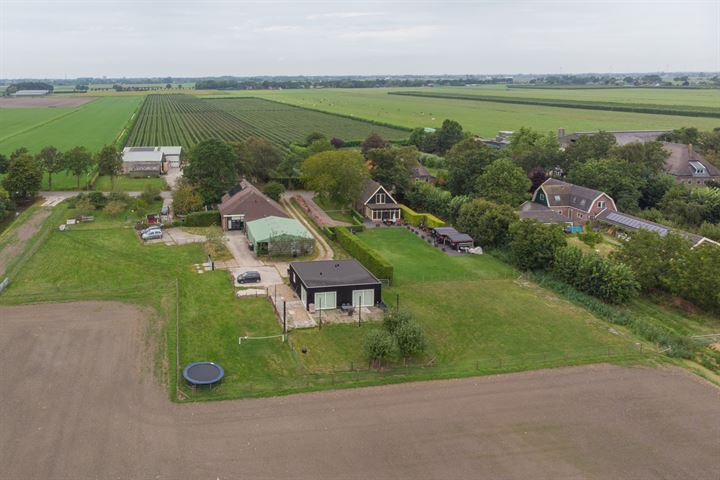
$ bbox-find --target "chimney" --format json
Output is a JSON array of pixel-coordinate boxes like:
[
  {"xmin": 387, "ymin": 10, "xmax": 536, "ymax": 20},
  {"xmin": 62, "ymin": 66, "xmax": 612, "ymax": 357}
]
[
  {"xmin": 558, "ymin": 128, "xmax": 565, "ymax": 138},
  {"xmin": 688, "ymin": 143, "xmax": 694, "ymax": 156}
]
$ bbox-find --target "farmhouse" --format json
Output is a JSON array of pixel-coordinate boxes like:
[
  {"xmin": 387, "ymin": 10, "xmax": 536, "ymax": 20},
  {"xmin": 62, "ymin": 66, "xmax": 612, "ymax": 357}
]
[
  {"xmin": 288, "ymin": 259, "xmax": 381, "ymax": 311},
  {"xmin": 518, "ymin": 201, "xmax": 572, "ymax": 224},
  {"xmin": 662, "ymin": 142, "xmax": 720, "ymax": 187},
  {"xmin": 528, "ymin": 178, "xmax": 616, "ymax": 225},
  {"xmin": 218, "ymin": 181, "xmax": 288, "ymax": 231},
  {"xmin": 246, "ymin": 216, "xmax": 314, "ymax": 256},
  {"xmin": 121, "ymin": 147, "xmax": 168, "ymax": 176},
  {"xmin": 411, "ymin": 165, "xmax": 436, "ymax": 184},
  {"xmin": 354, "ymin": 180, "xmax": 401, "ymax": 222}
]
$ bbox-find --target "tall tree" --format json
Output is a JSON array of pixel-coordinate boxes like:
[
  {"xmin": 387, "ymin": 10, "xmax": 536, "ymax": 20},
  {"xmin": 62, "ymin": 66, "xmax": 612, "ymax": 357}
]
[
  {"xmin": 184, "ymin": 139, "xmax": 238, "ymax": 204},
  {"xmin": 528, "ymin": 166, "xmax": 548, "ymax": 192},
  {"xmin": 475, "ymin": 157, "xmax": 531, "ymax": 206},
  {"xmin": 445, "ymin": 138, "xmax": 496, "ymax": 196},
  {"xmin": 508, "ymin": 127, "xmax": 564, "ymax": 172},
  {"xmin": 563, "ymin": 131, "xmax": 617, "ymax": 168},
  {"xmin": 171, "ymin": 178, "xmax": 204, "ymax": 214},
  {"xmin": 10, "ymin": 147, "xmax": 29, "ymax": 162},
  {"xmin": 566, "ymin": 158, "xmax": 645, "ymax": 212},
  {"xmin": 456, "ymin": 198, "xmax": 518, "ymax": 248},
  {"xmin": 610, "ymin": 141, "xmax": 669, "ymax": 175},
  {"xmin": 436, "ymin": 119, "xmax": 464, "ymax": 153},
  {"xmin": 508, "ymin": 220, "xmax": 566, "ymax": 271},
  {"xmin": 36, "ymin": 146, "xmax": 64, "ymax": 191},
  {"xmin": 0, "ymin": 153, "xmax": 9, "ymax": 174},
  {"xmin": 63, "ymin": 146, "xmax": 94, "ymax": 190},
  {"xmin": 366, "ymin": 148, "xmax": 411, "ymax": 198},
  {"xmin": 301, "ymin": 150, "xmax": 370, "ymax": 206},
  {"xmin": 2, "ymin": 154, "xmax": 43, "ymax": 201},
  {"xmin": 96, "ymin": 145, "xmax": 123, "ymax": 189},
  {"xmin": 235, "ymin": 137, "xmax": 283, "ymax": 182},
  {"xmin": 361, "ymin": 132, "xmax": 388, "ymax": 154}
]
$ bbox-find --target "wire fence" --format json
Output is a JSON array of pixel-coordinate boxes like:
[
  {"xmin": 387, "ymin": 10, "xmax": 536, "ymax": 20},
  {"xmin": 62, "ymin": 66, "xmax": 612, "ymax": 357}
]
[{"xmin": 177, "ymin": 342, "xmax": 657, "ymax": 401}]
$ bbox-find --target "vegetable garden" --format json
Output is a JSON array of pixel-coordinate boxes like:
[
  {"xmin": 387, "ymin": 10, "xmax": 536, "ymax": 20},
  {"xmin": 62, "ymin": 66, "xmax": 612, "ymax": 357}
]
[{"xmin": 125, "ymin": 94, "xmax": 408, "ymax": 152}]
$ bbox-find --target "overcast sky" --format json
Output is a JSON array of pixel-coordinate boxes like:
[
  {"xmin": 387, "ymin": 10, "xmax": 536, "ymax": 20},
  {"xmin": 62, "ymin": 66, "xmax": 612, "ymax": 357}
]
[{"xmin": 1, "ymin": 0, "xmax": 718, "ymax": 78}]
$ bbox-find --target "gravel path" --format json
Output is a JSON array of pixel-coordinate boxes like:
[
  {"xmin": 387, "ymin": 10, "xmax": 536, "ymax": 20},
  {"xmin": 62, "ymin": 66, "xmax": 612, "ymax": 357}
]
[{"xmin": 1, "ymin": 301, "xmax": 719, "ymax": 479}]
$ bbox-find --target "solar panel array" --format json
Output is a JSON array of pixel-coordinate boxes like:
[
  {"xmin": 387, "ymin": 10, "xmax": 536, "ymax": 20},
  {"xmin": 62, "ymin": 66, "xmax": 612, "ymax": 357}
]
[{"xmin": 606, "ymin": 212, "xmax": 668, "ymax": 236}]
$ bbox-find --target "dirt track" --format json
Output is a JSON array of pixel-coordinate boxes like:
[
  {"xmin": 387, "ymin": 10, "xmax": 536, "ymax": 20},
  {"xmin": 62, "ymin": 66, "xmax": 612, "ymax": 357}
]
[
  {"xmin": 0, "ymin": 207, "xmax": 51, "ymax": 276},
  {"xmin": 1, "ymin": 302, "xmax": 718, "ymax": 479}
]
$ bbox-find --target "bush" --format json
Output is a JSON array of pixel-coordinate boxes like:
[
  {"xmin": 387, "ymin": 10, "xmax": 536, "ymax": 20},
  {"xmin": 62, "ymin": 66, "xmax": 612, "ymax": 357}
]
[
  {"xmin": 364, "ymin": 329, "xmax": 395, "ymax": 366},
  {"xmin": 107, "ymin": 191, "xmax": 131, "ymax": 204},
  {"xmin": 335, "ymin": 227, "xmax": 393, "ymax": 282},
  {"xmin": 263, "ymin": 181, "xmax": 285, "ymax": 201},
  {"xmin": 394, "ymin": 320, "xmax": 425, "ymax": 359},
  {"xmin": 508, "ymin": 220, "xmax": 566, "ymax": 271},
  {"xmin": 88, "ymin": 191, "xmax": 107, "ymax": 209},
  {"xmin": 577, "ymin": 222, "xmax": 603, "ymax": 247},
  {"xmin": 75, "ymin": 196, "xmax": 95, "ymax": 215},
  {"xmin": 104, "ymin": 200, "xmax": 127, "ymax": 217},
  {"xmin": 399, "ymin": 204, "xmax": 445, "ymax": 228},
  {"xmin": 382, "ymin": 308, "xmax": 412, "ymax": 335},
  {"xmin": 184, "ymin": 210, "xmax": 220, "ymax": 227},
  {"xmin": 140, "ymin": 184, "xmax": 161, "ymax": 204}
]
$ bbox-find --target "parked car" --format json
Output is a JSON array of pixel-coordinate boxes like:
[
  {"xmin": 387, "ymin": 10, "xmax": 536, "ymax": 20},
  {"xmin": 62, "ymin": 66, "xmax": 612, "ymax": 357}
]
[
  {"xmin": 141, "ymin": 229, "xmax": 163, "ymax": 241},
  {"xmin": 237, "ymin": 271, "xmax": 261, "ymax": 284},
  {"xmin": 160, "ymin": 205, "xmax": 170, "ymax": 216},
  {"xmin": 140, "ymin": 225, "xmax": 162, "ymax": 235}
]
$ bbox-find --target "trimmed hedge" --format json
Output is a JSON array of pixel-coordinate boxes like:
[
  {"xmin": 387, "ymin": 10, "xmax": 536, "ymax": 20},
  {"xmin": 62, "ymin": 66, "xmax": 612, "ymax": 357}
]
[
  {"xmin": 399, "ymin": 204, "xmax": 445, "ymax": 228},
  {"xmin": 335, "ymin": 227, "xmax": 393, "ymax": 282},
  {"xmin": 350, "ymin": 208, "xmax": 365, "ymax": 225},
  {"xmin": 184, "ymin": 210, "xmax": 220, "ymax": 227}
]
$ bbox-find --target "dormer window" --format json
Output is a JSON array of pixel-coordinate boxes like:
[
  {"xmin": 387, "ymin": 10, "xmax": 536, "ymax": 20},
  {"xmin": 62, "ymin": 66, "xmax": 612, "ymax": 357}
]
[
  {"xmin": 554, "ymin": 195, "xmax": 561, "ymax": 202},
  {"xmin": 689, "ymin": 161, "xmax": 706, "ymax": 176},
  {"xmin": 376, "ymin": 193, "xmax": 386, "ymax": 204},
  {"xmin": 597, "ymin": 201, "xmax": 606, "ymax": 209}
]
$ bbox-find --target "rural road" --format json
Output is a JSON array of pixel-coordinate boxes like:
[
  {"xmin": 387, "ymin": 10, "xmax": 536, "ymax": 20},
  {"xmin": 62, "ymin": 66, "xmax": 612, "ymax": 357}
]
[{"xmin": 1, "ymin": 301, "xmax": 719, "ymax": 479}]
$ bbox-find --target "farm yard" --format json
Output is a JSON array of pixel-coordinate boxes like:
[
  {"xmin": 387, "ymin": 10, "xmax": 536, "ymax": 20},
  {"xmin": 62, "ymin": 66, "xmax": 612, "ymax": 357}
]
[{"xmin": 125, "ymin": 94, "xmax": 409, "ymax": 152}]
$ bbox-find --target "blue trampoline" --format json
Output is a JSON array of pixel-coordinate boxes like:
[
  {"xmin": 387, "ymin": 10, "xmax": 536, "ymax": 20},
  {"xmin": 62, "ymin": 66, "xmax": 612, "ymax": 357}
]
[{"xmin": 183, "ymin": 362, "xmax": 224, "ymax": 386}]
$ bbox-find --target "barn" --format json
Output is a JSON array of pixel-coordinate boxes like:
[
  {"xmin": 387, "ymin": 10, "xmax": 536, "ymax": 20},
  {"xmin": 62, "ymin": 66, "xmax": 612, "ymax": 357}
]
[
  {"xmin": 160, "ymin": 146, "xmax": 182, "ymax": 168},
  {"xmin": 121, "ymin": 147, "xmax": 167, "ymax": 176},
  {"xmin": 288, "ymin": 259, "xmax": 382, "ymax": 311},
  {"xmin": 246, "ymin": 216, "xmax": 314, "ymax": 256}
]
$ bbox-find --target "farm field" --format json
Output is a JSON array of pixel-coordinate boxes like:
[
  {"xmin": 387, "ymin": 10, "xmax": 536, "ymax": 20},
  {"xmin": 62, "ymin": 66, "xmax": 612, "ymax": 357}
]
[
  {"xmin": 124, "ymin": 94, "xmax": 408, "ymax": 152},
  {"xmin": 231, "ymin": 88, "xmax": 720, "ymax": 136},
  {"xmin": 0, "ymin": 169, "xmax": 95, "ymax": 191},
  {"xmin": 93, "ymin": 175, "xmax": 167, "ymax": 192},
  {"xmin": 0, "ymin": 96, "xmax": 142, "ymax": 155}
]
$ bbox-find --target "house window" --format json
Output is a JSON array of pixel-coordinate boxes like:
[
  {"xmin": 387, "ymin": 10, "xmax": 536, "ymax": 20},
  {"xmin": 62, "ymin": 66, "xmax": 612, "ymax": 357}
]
[
  {"xmin": 554, "ymin": 195, "xmax": 561, "ymax": 202},
  {"xmin": 292, "ymin": 272, "xmax": 295, "ymax": 283},
  {"xmin": 688, "ymin": 180, "xmax": 692, "ymax": 184},
  {"xmin": 597, "ymin": 201, "xmax": 606, "ymax": 209},
  {"xmin": 376, "ymin": 193, "xmax": 386, "ymax": 204},
  {"xmin": 539, "ymin": 193, "xmax": 545, "ymax": 201},
  {"xmin": 577, "ymin": 213, "xmax": 584, "ymax": 219}
]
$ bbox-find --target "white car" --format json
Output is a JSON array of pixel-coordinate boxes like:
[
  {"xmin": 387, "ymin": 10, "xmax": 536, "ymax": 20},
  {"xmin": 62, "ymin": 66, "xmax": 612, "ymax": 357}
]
[{"xmin": 141, "ymin": 229, "xmax": 163, "ymax": 241}]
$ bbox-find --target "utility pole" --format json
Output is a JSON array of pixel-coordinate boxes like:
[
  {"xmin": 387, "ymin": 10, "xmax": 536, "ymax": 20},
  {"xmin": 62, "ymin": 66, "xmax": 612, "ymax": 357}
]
[{"xmin": 283, "ymin": 300, "xmax": 287, "ymax": 334}]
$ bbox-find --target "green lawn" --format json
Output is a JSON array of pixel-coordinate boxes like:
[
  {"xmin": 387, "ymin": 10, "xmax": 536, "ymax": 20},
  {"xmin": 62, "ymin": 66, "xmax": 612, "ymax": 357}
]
[
  {"xmin": 0, "ymin": 96, "xmax": 142, "ymax": 155},
  {"xmin": 293, "ymin": 228, "xmax": 636, "ymax": 373},
  {"xmin": 233, "ymin": 88, "xmax": 720, "ymax": 137},
  {"xmin": 94, "ymin": 175, "xmax": 167, "ymax": 192},
  {"xmin": 313, "ymin": 195, "xmax": 355, "ymax": 223}
]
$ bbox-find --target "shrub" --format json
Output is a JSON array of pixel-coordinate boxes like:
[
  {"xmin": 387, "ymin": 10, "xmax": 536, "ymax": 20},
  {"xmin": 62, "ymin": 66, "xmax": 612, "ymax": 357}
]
[
  {"xmin": 335, "ymin": 227, "xmax": 393, "ymax": 282},
  {"xmin": 185, "ymin": 210, "xmax": 220, "ymax": 227},
  {"xmin": 394, "ymin": 320, "xmax": 425, "ymax": 359},
  {"xmin": 399, "ymin": 204, "xmax": 445, "ymax": 228},
  {"xmin": 364, "ymin": 329, "xmax": 395, "ymax": 366},
  {"xmin": 140, "ymin": 184, "xmax": 162, "ymax": 204},
  {"xmin": 577, "ymin": 222, "xmax": 603, "ymax": 247},
  {"xmin": 75, "ymin": 196, "xmax": 95, "ymax": 215},
  {"xmin": 104, "ymin": 200, "xmax": 127, "ymax": 217},
  {"xmin": 263, "ymin": 181, "xmax": 285, "ymax": 201},
  {"xmin": 88, "ymin": 191, "xmax": 107, "ymax": 209},
  {"xmin": 508, "ymin": 220, "xmax": 566, "ymax": 271},
  {"xmin": 107, "ymin": 191, "xmax": 131, "ymax": 204},
  {"xmin": 382, "ymin": 308, "xmax": 412, "ymax": 335}
]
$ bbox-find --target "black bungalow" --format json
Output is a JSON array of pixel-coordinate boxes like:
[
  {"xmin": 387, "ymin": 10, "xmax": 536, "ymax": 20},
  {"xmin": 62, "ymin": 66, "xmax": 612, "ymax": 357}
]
[{"xmin": 288, "ymin": 259, "xmax": 382, "ymax": 311}]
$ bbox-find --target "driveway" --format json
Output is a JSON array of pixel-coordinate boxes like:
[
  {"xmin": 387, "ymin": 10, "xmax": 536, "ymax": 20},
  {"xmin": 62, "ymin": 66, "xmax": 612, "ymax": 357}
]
[
  {"xmin": 224, "ymin": 230, "xmax": 263, "ymax": 267},
  {"xmin": 287, "ymin": 190, "xmax": 351, "ymax": 227},
  {"xmin": 164, "ymin": 166, "xmax": 183, "ymax": 190},
  {"xmin": 230, "ymin": 266, "xmax": 283, "ymax": 288}
]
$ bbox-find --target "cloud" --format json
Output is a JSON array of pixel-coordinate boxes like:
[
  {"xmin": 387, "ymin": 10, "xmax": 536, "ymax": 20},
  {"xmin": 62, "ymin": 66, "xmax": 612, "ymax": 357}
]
[
  {"xmin": 305, "ymin": 11, "xmax": 384, "ymax": 20},
  {"xmin": 252, "ymin": 25, "xmax": 304, "ymax": 34},
  {"xmin": 339, "ymin": 25, "xmax": 439, "ymax": 41}
]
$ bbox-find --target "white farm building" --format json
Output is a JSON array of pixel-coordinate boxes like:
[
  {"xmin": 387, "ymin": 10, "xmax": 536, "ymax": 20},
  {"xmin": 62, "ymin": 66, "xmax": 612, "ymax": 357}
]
[{"xmin": 121, "ymin": 146, "xmax": 182, "ymax": 176}]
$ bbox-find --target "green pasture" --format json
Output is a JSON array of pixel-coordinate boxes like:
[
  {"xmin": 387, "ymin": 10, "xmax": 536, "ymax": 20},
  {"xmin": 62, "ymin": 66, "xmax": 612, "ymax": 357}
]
[
  {"xmin": 0, "ymin": 96, "xmax": 142, "ymax": 155},
  {"xmin": 93, "ymin": 175, "xmax": 167, "ymax": 192},
  {"xmin": 232, "ymin": 88, "xmax": 720, "ymax": 136}
]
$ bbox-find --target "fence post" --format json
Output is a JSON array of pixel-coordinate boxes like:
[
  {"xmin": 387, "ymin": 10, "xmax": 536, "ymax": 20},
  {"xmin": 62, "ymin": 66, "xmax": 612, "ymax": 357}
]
[{"xmin": 175, "ymin": 278, "xmax": 180, "ymax": 401}]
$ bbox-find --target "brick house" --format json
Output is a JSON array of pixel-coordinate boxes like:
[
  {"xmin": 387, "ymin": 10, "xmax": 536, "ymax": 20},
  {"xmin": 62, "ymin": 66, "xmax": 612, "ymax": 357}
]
[{"xmin": 528, "ymin": 178, "xmax": 617, "ymax": 225}]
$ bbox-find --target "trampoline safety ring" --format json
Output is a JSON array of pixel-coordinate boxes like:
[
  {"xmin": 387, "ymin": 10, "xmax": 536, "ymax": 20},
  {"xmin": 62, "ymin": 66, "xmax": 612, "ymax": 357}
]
[{"xmin": 183, "ymin": 362, "xmax": 225, "ymax": 387}]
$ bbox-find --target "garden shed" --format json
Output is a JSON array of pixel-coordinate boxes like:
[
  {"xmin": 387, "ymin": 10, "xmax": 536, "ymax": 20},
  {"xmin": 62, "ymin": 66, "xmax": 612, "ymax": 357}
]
[{"xmin": 246, "ymin": 216, "xmax": 314, "ymax": 256}]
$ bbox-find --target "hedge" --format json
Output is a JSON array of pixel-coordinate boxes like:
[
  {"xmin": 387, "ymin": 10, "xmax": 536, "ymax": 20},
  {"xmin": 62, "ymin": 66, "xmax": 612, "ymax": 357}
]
[
  {"xmin": 399, "ymin": 204, "xmax": 445, "ymax": 228},
  {"xmin": 184, "ymin": 210, "xmax": 220, "ymax": 227},
  {"xmin": 350, "ymin": 208, "xmax": 365, "ymax": 225},
  {"xmin": 335, "ymin": 227, "xmax": 393, "ymax": 282}
]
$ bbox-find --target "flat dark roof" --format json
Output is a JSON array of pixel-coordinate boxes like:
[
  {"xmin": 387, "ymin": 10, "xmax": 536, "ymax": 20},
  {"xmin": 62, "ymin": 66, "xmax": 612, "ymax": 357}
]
[{"xmin": 290, "ymin": 259, "xmax": 381, "ymax": 288}]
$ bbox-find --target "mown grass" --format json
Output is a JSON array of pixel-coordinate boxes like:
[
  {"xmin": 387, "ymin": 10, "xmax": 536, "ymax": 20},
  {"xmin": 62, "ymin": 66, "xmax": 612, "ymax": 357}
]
[
  {"xmin": 313, "ymin": 196, "xmax": 354, "ymax": 223},
  {"xmin": 94, "ymin": 175, "xmax": 167, "ymax": 192},
  {"xmin": 238, "ymin": 88, "xmax": 720, "ymax": 136},
  {"xmin": 0, "ymin": 96, "xmax": 143, "ymax": 155}
]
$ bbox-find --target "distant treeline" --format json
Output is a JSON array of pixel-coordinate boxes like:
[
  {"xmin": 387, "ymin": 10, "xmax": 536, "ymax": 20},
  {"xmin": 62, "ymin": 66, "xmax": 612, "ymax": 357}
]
[
  {"xmin": 388, "ymin": 91, "xmax": 720, "ymax": 118},
  {"xmin": 522, "ymin": 74, "xmax": 720, "ymax": 88},
  {"xmin": 3, "ymin": 82, "xmax": 54, "ymax": 94},
  {"xmin": 194, "ymin": 77, "xmax": 513, "ymax": 90}
]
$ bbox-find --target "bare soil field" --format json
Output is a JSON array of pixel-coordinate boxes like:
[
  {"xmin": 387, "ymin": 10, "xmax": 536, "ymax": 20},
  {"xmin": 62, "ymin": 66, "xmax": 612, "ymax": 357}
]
[
  {"xmin": 0, "ymin": 207, "xmax": 50, "ymax": 276},
  {"xmin": 0, "ymin": 96, "xmax": 96, "ymax": 108},
  {"xmin": 1, "ymin": 301, "xmax": 718, "ymax": 479}
]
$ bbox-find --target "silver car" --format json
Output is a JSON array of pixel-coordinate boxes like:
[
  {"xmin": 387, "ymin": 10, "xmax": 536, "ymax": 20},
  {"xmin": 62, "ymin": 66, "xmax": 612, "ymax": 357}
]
[{"xmin": 141, "ymin": 229, "xmax": 163, "ymax": 241}]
